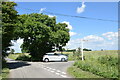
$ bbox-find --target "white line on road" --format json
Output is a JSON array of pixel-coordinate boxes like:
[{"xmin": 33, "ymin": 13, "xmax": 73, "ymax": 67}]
[
  {"xmin": 39, "ymin": 64, "xmax": 68, "ymax": 78},
  {"xmin": 55, "ymin": 72, "xmax": 60, "ymax": 75},
  {"xmin": 50, "ymin": 70, "xmax": 55, "ymax": 73},
  {"xmin": 60, "ymin": 75, "xmax": 67, "ymax": 78},
  {"xmin": 61, "ymin": 72, "xmax": 67, "ymax": 75},
  {"xmin": 51, "ymin": 68, "xmax": 56, "ymax": 71},
  {"xmin": 57, "ymin": 70, "xmax": 61, "ymax": 72}
]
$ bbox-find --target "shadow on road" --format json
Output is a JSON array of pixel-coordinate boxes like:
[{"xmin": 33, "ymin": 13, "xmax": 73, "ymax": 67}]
[{"xmin": 7, "ymin": 61, "xmax": 31, "ymax": 69}]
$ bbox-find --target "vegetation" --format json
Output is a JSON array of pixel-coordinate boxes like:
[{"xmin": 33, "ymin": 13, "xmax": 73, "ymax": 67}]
[
  {"xmin": 83, "ymin": 48, "xmax": 92, "ymax": 51},
  {"xmin": 64, "ymin": 47, "xmax": 83, "ymax": 60},
  {"xmin": 66, "ymin": 49, "xmax": 76, "ymax": 52},
  {"xmin": 16, "ymin": 54, "xmax": 31, "ymax": 61},
  {"xmin": 15, "ymin": 13, "xmax": 70, "ymax": 61},
  {"xmin": 1, "ymin": 59, "xmax": 9, "ymax": 79},
  {"xmin": 9, "ymin": 49, "xmax": 15, "ymax": 54},
  {"xmin": 8, "ymin": 53, "xmax": 31, "ymax": 61},
  {"xmin": 67, "ymin": 50, "xmax": 118, "ymax": 78},
  {"xmin": 2, "ymin": 2, "xmax": 18, "ymax": 57},
  {"xmin": 65, "ymin": 48, "xmax": 92, "ymax": 52},
  {"xmin": 67, "ymin": 66, "xmax": 102, "ymax": 78},
  {"xmin": 1, "ymin": 2, "xmax": 17, "ymax": 79},
  {"xmin": 2, "ymin": 1, "xmax": 118, "ymax": 79},
  {"xmin": 2, "ymin": 2, "xmax": 70, "ymax": 61},
  {"xmin": 20, "ymin": 44, "xmax": 29, "ymax": 53}
]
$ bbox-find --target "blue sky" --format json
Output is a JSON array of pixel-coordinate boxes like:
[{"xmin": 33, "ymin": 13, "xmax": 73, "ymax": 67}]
[{"xmin": 11, "ymin": 2, "xmax": 118, "ymax": 53}]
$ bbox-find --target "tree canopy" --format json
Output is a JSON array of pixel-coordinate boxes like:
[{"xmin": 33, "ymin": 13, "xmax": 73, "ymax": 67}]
[
  {"xmin": 2, "ymin": 2, "xmax": 18, "ymax": 56},
  {"xmin": 17, "ymin": 13, "xmax": 70, "ymax": 61},
  {"xmin": 2, "ymin": 2, "xmax": 70, "ymax": 60}
]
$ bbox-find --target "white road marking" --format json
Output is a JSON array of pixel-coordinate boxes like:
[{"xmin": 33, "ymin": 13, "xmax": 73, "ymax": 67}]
[
  {"xmin": 48, "ymin": 67, "xmax": 52, "ymax": 70},
  {"xmin": 50, "ymin": 70, "xmax": 55, "ymax": 73},
  {"xmin": 40, "ymin": 64, "xmax": 68, "ymax": 78},
  {"xmin": 60, "ymin": 75, "xmax": 67, "ymax": 78},
  {"xmin": 61, "ymin": 72, "xmax": 67, "ymax": 75},
  {"xmin": 57, "ymin": 70, "xmax": 61, "ymax": 72},
  {"xmin": 55, "ymin": 72, "xmax": 60, "ymax": 75},
  {"xmin": 46, "ymin": 67, "xmax": 49, "ymax": 68},
  {"xmin": 47, "ymin": 69, "xmax": 50, "ymax": 71},
  {"xmin": 52, "ymin": 68, "xmax": 56, "ymax": 71},
  {"xmin": 43, "ymin": 68, "xmax": 47, "ymax": 70}
]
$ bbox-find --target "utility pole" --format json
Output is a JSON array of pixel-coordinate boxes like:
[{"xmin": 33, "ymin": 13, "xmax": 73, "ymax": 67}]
[
  {"xmin": 81, "ymin": 39, "xmax": 84, "ymax": 61},
  {"xmin": 81, "ymin": 39, "xmax": 88, "ymax": 61}
]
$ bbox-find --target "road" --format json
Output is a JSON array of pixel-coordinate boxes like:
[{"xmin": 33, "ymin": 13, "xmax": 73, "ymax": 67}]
[{"xmin": 6, "ymin": 58, "xmax": 74, "ymax": 78}]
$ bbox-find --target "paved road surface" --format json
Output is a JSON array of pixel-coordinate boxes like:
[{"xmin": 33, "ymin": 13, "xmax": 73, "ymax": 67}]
[{"xmin": 6, "ymin": 58, "xmax": 74, "ymax": 78}]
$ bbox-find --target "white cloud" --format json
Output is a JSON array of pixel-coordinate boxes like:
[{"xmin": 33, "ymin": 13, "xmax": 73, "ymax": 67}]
[
  {"xmin": 10, "ymin": 38, "xmax": 23, "ymax": 53},
  {"xmin": 69, "ymin": 32, "xmax": 77, "ymax": 36},
  {"xmin": 83, "ymin": 35, "xmax": 104, "ymax": 42},
  {"xmin": 62, "ymin": 21, "xmax": 77, "ymax": 37},
  {"xmin": 48, "ymin": 15, "xmax": 56, "ymax": 18},
  {"xmin": 102, "ymin": 32, "xmax": 118, "ymax": 40},
  {"xmin": 62, "ymin": 21, "xmax": 73, "ymax": 30},
  {"xmin": 17, "ymin": 38, "xmax": 23, "ymax": 44},
  {"xmin": 39, "ymin": 8, "xmax": 46, "ymax": 13},
  {"xmin": 65, "ymin": 32, "xmax": 118, "ymax": 50},
  {"xmin": 77, "ymin": 2, "xmax": 86, "ymax": 14},
  {"xmin": 65, "ymin": 39, "xmax": 80, "ymax": 49}
]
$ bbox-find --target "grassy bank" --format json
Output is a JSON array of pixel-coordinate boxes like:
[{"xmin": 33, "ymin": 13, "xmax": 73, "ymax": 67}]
[
  {"xmin": 8, "ymin": 53, "xmax": 31, "ymax": 61},
  {"xmin": 67, "ymin": 50, "xmax": 118, "ymax": 78},
  {"xmin": 67, "ymin": 66, "xmax": 103, "ymax": 78},
  {"xmin": 1, "ymin": 59, "xmax": 10, "ymax": 80}
]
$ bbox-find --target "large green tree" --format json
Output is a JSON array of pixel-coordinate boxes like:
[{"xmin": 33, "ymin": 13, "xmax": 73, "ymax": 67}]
[
  {"xmin": 20, "ymin": 44, "xmax": 29, "ymax": 53},
  {"xmin": 17, "ymin": 13, "xmax": 70, "ymax": 61},
  {"xmin": 2, "ymin": 2, "xmax": 18, "ymax": 56}
]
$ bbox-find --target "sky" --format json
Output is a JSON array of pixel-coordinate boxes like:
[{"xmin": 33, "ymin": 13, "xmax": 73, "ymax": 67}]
[{"xmin": 10, "ymin": 2, "xmax": 118, "ymax": 53}]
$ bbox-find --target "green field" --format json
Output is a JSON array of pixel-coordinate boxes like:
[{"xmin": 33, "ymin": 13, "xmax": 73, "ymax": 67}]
[{"xmin": 65, "ymin": 50, "xmax": 118, "ymax": 78}]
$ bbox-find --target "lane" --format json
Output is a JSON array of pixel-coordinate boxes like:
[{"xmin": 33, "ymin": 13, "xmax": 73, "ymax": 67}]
[
  {"xmin": 6, "ymin": 58, "xmax": 74, "ymax": 78},
  {"xmin": 40, "ymin": 61, "xmax": 74, "ymax": 78}
]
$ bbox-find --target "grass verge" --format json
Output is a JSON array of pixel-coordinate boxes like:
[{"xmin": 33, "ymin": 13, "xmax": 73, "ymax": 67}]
[
  {"xmin": 2, "ymin": 68, "xmax": 9, "ymax": 80},
  {"xmin": 67, "ymin": 50, "xmax": 118, "ymax": 78},
  {"xmin": 8, "ymin": 53, "xmax": 31, "ymax": 61},
  {"xmin": 1, "ymin": 59, "xmax": 9, "ymax": 80},
  {"xmin": 67, "ymin": 66, "xmax": 103, "ymax": 78}
]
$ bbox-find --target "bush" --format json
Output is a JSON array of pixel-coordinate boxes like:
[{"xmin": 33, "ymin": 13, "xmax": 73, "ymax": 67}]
[
  {"xmin": 74, "ymin": 60, "xmax": 118, "ymax": 78},
  {"xmin": 98, "ymin": 56, "xmax": 118, "ymax": 66},
  {"xmin": 30, "ymin": 57, "xmax": 41, "ymax": 62},
  {"xmin": 2, "ymin": 59, "xmax": 7, "ymax": 69},
  {"xmin": 2, "ymin": 59, "xmax": 9, "ymax": 79},
  {"xmin": 16, "ymin": 54, "xmax": 31, "ymax": 61}
]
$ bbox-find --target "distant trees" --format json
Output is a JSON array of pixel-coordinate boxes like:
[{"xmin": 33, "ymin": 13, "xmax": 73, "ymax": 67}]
[
  {"xmin": 66, "ymin": 48, "xmax": 92, "ymax": 52},
  {"xmin": 83, "ymin": 48, "xmax": 92, "ymax": 51},
  {"xmin": 66, "ymin": 49, "xmax": 76, "ymax": 52}
]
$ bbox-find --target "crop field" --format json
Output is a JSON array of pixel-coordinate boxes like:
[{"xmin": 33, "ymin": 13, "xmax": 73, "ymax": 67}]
[{"xmin": 66, "ymin": 50, "xmax": 118, "ymax": 78}]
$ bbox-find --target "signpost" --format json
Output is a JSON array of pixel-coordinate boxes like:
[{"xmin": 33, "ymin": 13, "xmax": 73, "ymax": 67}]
[
  {"xmin": 81, "ymin": 39, "xmax": 88, "ymax": 61},
  {"xmin": 81, "ymin": 39, "xmax": 84, "ymax": 61}
]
